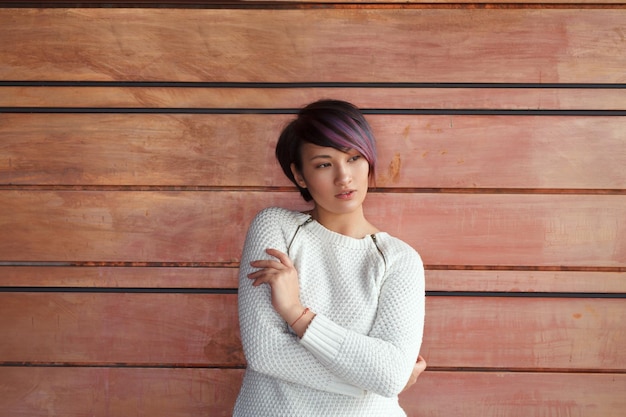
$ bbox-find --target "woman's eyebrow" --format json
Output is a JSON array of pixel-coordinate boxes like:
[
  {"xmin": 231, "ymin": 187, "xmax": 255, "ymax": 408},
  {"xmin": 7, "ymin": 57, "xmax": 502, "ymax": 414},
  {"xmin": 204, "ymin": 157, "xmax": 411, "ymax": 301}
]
[{"xmin": 308, "ymin": 154, "xmax": 332, "ymax": 161}]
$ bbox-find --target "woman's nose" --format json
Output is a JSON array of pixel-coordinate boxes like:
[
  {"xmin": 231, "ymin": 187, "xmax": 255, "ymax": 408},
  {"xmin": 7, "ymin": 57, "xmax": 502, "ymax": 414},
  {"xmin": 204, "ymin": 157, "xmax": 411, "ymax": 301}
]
[{"xmin": 335, "ymin": 164, "xmax": 352, "ymax": 185}]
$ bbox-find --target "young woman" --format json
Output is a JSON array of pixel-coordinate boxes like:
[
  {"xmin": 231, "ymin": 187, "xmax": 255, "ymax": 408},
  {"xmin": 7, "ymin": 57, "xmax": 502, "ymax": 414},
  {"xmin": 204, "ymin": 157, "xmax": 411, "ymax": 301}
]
[{"xmin": 234, "ymin": 100, "xmax": 426, "ymax": 416}]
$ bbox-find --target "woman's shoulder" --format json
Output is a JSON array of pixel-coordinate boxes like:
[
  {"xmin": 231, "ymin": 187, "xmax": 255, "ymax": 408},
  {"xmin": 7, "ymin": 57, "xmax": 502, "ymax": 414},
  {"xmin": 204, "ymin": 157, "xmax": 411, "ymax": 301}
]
[
  {"xmin": 376, "ymin": 233, "xmax": 423, "ymax": 267},
  {"xmin": 246, "ymin": 207, "xmax": 312, "ymax": 249},
  {"xmin": 256, "ymin": 206, "xmax": 307, "ymax": 220},
  {"xmin": 250, "ymin": 206, "xmax": 310, "ymax": 232}
]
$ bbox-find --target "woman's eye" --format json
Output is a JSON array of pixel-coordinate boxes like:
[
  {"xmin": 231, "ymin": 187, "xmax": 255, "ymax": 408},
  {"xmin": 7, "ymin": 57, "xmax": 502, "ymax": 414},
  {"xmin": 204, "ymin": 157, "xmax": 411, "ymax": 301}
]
[
  {"xmin": 348, "ymin": 155, "xmax": 362, "ymax": 162},
  {"xmin": 316, "ymin": 163, "xmax": 331, "ymax": 169}
]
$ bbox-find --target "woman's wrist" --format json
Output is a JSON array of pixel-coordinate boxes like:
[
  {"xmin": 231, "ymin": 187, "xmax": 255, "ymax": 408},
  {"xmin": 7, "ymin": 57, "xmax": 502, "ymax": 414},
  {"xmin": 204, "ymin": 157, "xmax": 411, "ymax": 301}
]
[
  {"xmin": 287, "ymin": 306, "xmax": 315, "ymax": 338},
  {"xmin": 290, "ymin": 307, "xmax": 310, "ymax": 327}
]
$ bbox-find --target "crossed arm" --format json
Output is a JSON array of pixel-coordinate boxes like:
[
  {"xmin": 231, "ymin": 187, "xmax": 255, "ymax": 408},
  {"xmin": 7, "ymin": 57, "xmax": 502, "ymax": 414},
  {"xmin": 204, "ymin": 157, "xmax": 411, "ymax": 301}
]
[{"xmin": 238, "ymin": 213, "xmax": 426, "ymax": 396}]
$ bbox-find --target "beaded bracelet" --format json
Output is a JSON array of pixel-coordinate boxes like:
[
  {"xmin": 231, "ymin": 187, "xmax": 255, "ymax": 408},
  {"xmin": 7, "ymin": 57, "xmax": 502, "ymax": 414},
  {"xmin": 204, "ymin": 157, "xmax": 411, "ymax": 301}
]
[{"xmin": 290, "ymin": 307, "xmax": 310, "ymax": 327}]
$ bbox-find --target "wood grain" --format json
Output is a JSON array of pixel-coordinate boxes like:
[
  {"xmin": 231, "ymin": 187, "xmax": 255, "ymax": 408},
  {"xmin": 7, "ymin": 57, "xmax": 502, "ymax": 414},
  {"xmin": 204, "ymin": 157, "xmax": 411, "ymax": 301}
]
[
  {"xmin": 1, "ymin": 4, "xmax": 624, "ymax": 417},
  {"xmin": 424, "ymin": 269, "xmax": 626, "ymax": 293},
  {"xmin": 421, "ymin": 296, "xmax": 626, "ymax": 370},
  {"xmin": 399, "ymin": 371, "xmax": 626, "ymax": 417},
  {"xmin": 0, "ymin": 293, "xmax": 243, "ymax": 366},
  {"xmin": 1, "ymin": 9, "xmax": 625, "ymax": 83},
  {"xmin": 3, "ymin": 86, "xmax": 626, "ymax": 111},
  {"xmin": 1, "ymin": 293, "xmax": 624, "ymax": 370},
  {"xmin": 2, "ymin": 367, "xmax": 624, "ymax": 417},
  {"xmin": 0, "ymin": 366, "xmax": 243, "ymax": 417},
  {"xmin": 2, "ymin": 114, "xmax": 625, "ymax": 189},
  {"xmin": 0, "ymin": 266, "xmax": 239, "ymax": 289},
  {"xmin": 1, "ymin": 191, "xmax": 624, "ymax": 266},
  {"xmin": 2, "ymin": 267, "xmax": 624, "ymax": 293},
  {"xmin": 2, "ymin": 0, "xmax": 626, "ymax": 6}
]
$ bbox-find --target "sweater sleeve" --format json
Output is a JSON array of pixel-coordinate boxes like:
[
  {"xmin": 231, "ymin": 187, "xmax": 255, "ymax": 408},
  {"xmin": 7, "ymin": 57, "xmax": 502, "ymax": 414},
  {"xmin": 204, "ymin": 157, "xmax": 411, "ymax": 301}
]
[
  {"xmin": 237, "ymin": 208, "xmax": 365, "ymax": 397},
  {"xmin": 300, "ymin": 242, "xmax": 425, "ymax": 398}
]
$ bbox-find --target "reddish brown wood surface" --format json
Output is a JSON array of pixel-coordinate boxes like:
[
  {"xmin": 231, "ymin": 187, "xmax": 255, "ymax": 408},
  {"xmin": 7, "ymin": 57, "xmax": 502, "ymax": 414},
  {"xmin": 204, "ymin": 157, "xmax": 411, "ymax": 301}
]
[
  {"xmin": 399, "ymin": 371, "xmax": 626, "ymax": 417},
  {"xmin": 2, "ymin": 0, "xmax": 625, "ymax": 6},
  {"xmin": 2, "ymin": 114, "xmax": 625, "ymax": 189},
  {"xmin": 421, "ymin": 296, "xmax": 626, "ymax": 370},
  {"xmin": 1, "ymin": 9, "xmax": 625, "ymax": 83},
  {"xmin": 3, "ymin": 86, "xmax": 626, "ymax": 111},
  {"xmin": 1, "ymin": 367, "xmax": 624, "ymax": 417},
  {"xmin": 0, "ymin": 293, "xmax": 243, "ymax": 366},
  {"xmin": 0, "ymin": 266, "xmax": 239, "ymax": 289},
  {"xmin": 2, "ymin": 267, "xmax": 624, "ymax": 293},
  {"xmin": 1, "ymin": 4, "xmax": 624, "ymax": 417},
  {"xmin": 0, "ymin": 367, "xmax": 243, "ymax": 417},
  {"xmin": 1, "ymin": 191, "xmax": 624, "ymax": 266},
  {"xmin": 1, "ymin": 293, "xmax": 624, "ymax": 371},
  {"xmin": 424, "ymin": 269, "xmax": 626, "ymax": 293}
]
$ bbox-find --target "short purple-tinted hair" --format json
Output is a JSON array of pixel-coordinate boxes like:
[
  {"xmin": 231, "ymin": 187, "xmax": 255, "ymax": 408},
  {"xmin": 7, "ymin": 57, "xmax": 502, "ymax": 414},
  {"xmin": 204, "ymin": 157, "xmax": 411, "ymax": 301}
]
[{"xmin": 275, "ymin": 99, "xmax": 378, "ymax": 202}]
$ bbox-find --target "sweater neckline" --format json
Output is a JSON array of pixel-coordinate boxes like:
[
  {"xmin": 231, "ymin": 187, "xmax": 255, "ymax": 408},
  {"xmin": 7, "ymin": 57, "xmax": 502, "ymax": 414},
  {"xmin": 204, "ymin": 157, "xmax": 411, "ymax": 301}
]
[{"xmin": 294, "ymin": 211, "xmax": 388, "ymax": 249}]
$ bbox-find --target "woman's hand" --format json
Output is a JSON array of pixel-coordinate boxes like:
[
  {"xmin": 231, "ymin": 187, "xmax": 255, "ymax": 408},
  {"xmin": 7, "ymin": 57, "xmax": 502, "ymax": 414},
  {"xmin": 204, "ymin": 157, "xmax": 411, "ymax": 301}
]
[
  {"xmin": 248, "ymin": 248, "xmax": 303, "ymax": 324},
  {"xmin": 401, "ymin": 355, "xmax": 427, "ymax": 393}
]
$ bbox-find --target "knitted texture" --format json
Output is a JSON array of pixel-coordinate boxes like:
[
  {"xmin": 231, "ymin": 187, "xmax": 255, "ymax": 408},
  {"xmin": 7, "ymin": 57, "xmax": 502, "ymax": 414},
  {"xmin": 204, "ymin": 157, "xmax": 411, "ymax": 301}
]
[{"xmin": 234, "ymin": 207, "xmax": 425, "ymax": 416}]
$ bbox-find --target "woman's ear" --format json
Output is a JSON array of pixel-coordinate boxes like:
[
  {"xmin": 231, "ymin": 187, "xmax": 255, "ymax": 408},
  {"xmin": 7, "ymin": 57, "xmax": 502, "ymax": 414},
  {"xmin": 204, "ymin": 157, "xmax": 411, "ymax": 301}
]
[{"xmin": 290, "ymin": 163, "xmax": 307, "ymax": 188}]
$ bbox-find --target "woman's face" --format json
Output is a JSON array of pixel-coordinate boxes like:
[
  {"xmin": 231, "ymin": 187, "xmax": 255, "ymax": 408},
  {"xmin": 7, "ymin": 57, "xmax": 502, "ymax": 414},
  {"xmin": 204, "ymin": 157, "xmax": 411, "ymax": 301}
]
[{"xmin": 291, "ymin": 142, "xmax": 370, "ymax": 217}]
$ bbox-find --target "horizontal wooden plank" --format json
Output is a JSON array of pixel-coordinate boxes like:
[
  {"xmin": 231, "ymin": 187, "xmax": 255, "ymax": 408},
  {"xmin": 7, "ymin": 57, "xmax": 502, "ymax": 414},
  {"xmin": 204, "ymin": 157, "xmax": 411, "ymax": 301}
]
[
  {"xmin": 2, "ymin": 114, "xmax": 625, "ymax": 189},
  {"xmin": 1, "ymin": 9, "xmax": 625, "ymax": 83},
  {"xmin": 2, "ymin": 368, "xmax": 625, "ymax": 417},
  {"xmin": 425, "ymin": 269, "xmax": 626, "ymax": 293},
  {"xmin": 1, "ymin": 294, "xmax": 624, "ymax": 370},
  {"xmin": 2, "ymin": 0, "xmax": 626, "ymax": 7},
  {"xmin": 422, "ymin": 296, "xmax": 626, "ymax": 370},
  {"xmin": 272, "ymin": 0, "xmax": 624, "ymax": 3},
  {"xmin": 1, "ymin": 191, "xmax": 624, "ymax": 266},
  {"xmin": 1, "ymin": 267, "xmax": 624, "ymax": 293},
  {"xmin": 0, "ymin": 366, "xmax": 243, "ymax": 417},
  {"xmin": 0, "ymin": 293, "xmax": 243, "ymax": 366},
  {"xmin": 3, "ymin": 86, "xmax": 626, "ymax": 110},
  {"xmin": 400, "ymin": 371, "xmax": 626, "ymax": 417},
  {"xmin": 0, "ymin": 266, "xmax": 238, "ymax": 289}
]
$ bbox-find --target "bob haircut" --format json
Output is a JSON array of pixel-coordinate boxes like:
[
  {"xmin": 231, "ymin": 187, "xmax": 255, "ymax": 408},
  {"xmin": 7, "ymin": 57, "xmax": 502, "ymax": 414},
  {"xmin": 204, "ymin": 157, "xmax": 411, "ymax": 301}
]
[{"xmin": 275, "ymin": 99, "xmax": 378, "ymax": 202}]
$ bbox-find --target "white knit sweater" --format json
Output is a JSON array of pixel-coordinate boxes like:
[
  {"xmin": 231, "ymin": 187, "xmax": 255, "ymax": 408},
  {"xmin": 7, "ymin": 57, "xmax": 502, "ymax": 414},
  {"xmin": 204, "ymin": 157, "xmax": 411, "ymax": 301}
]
[{"xmin": 234, "ymin": 207, "xmax": 425, "ymax": 416}]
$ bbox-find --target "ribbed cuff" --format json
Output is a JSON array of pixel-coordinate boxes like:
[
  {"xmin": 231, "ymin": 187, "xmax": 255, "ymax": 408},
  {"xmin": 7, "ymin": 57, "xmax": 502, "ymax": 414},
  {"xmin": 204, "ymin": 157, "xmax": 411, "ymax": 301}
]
[
  {"xmin": 300, "ymin": 314, "xmax": 364, "ymax": 397},
  {"xmin": 300, "ymin": 314, "xmax": 347, "ymax": 366}
]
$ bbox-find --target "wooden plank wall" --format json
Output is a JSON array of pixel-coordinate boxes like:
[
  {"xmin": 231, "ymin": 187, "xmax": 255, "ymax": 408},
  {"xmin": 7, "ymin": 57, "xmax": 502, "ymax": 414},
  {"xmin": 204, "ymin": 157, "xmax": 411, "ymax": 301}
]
[{"xmin": 1, "ymin": 2, "xmax": 625, "ymax": 416}]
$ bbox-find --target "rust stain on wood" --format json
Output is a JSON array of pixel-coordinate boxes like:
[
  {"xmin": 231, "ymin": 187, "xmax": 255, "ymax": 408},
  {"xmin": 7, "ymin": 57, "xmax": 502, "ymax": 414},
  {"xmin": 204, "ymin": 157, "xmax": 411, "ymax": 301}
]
[{"xmin": 378, "ymin": 152, "xmax": 402, "ymax": 186}]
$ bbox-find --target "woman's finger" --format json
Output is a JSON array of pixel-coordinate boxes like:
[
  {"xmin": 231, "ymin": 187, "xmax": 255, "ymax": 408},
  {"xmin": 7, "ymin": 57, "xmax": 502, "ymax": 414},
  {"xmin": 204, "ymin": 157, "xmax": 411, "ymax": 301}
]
[
  {"xmin": 249, "ymin": 259, "xmax": 286, "ymax": 272},
  {"xmin": 265, "ymin": 248, "xmax": 293, "ymax": 267},
  {"xmin": 414, "ymin": 355, "xmax": 427, "ymax": 374},
  {"xmin": 248, "ymin": 269, "xmax": 277, "ymax": 286}
]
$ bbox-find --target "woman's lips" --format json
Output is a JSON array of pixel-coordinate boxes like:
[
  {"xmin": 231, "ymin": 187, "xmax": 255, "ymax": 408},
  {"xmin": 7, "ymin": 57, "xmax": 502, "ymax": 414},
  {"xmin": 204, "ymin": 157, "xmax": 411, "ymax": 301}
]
[{"xmin": 336, "ymin": 190, "xmax": 356, "ymax": 199}]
